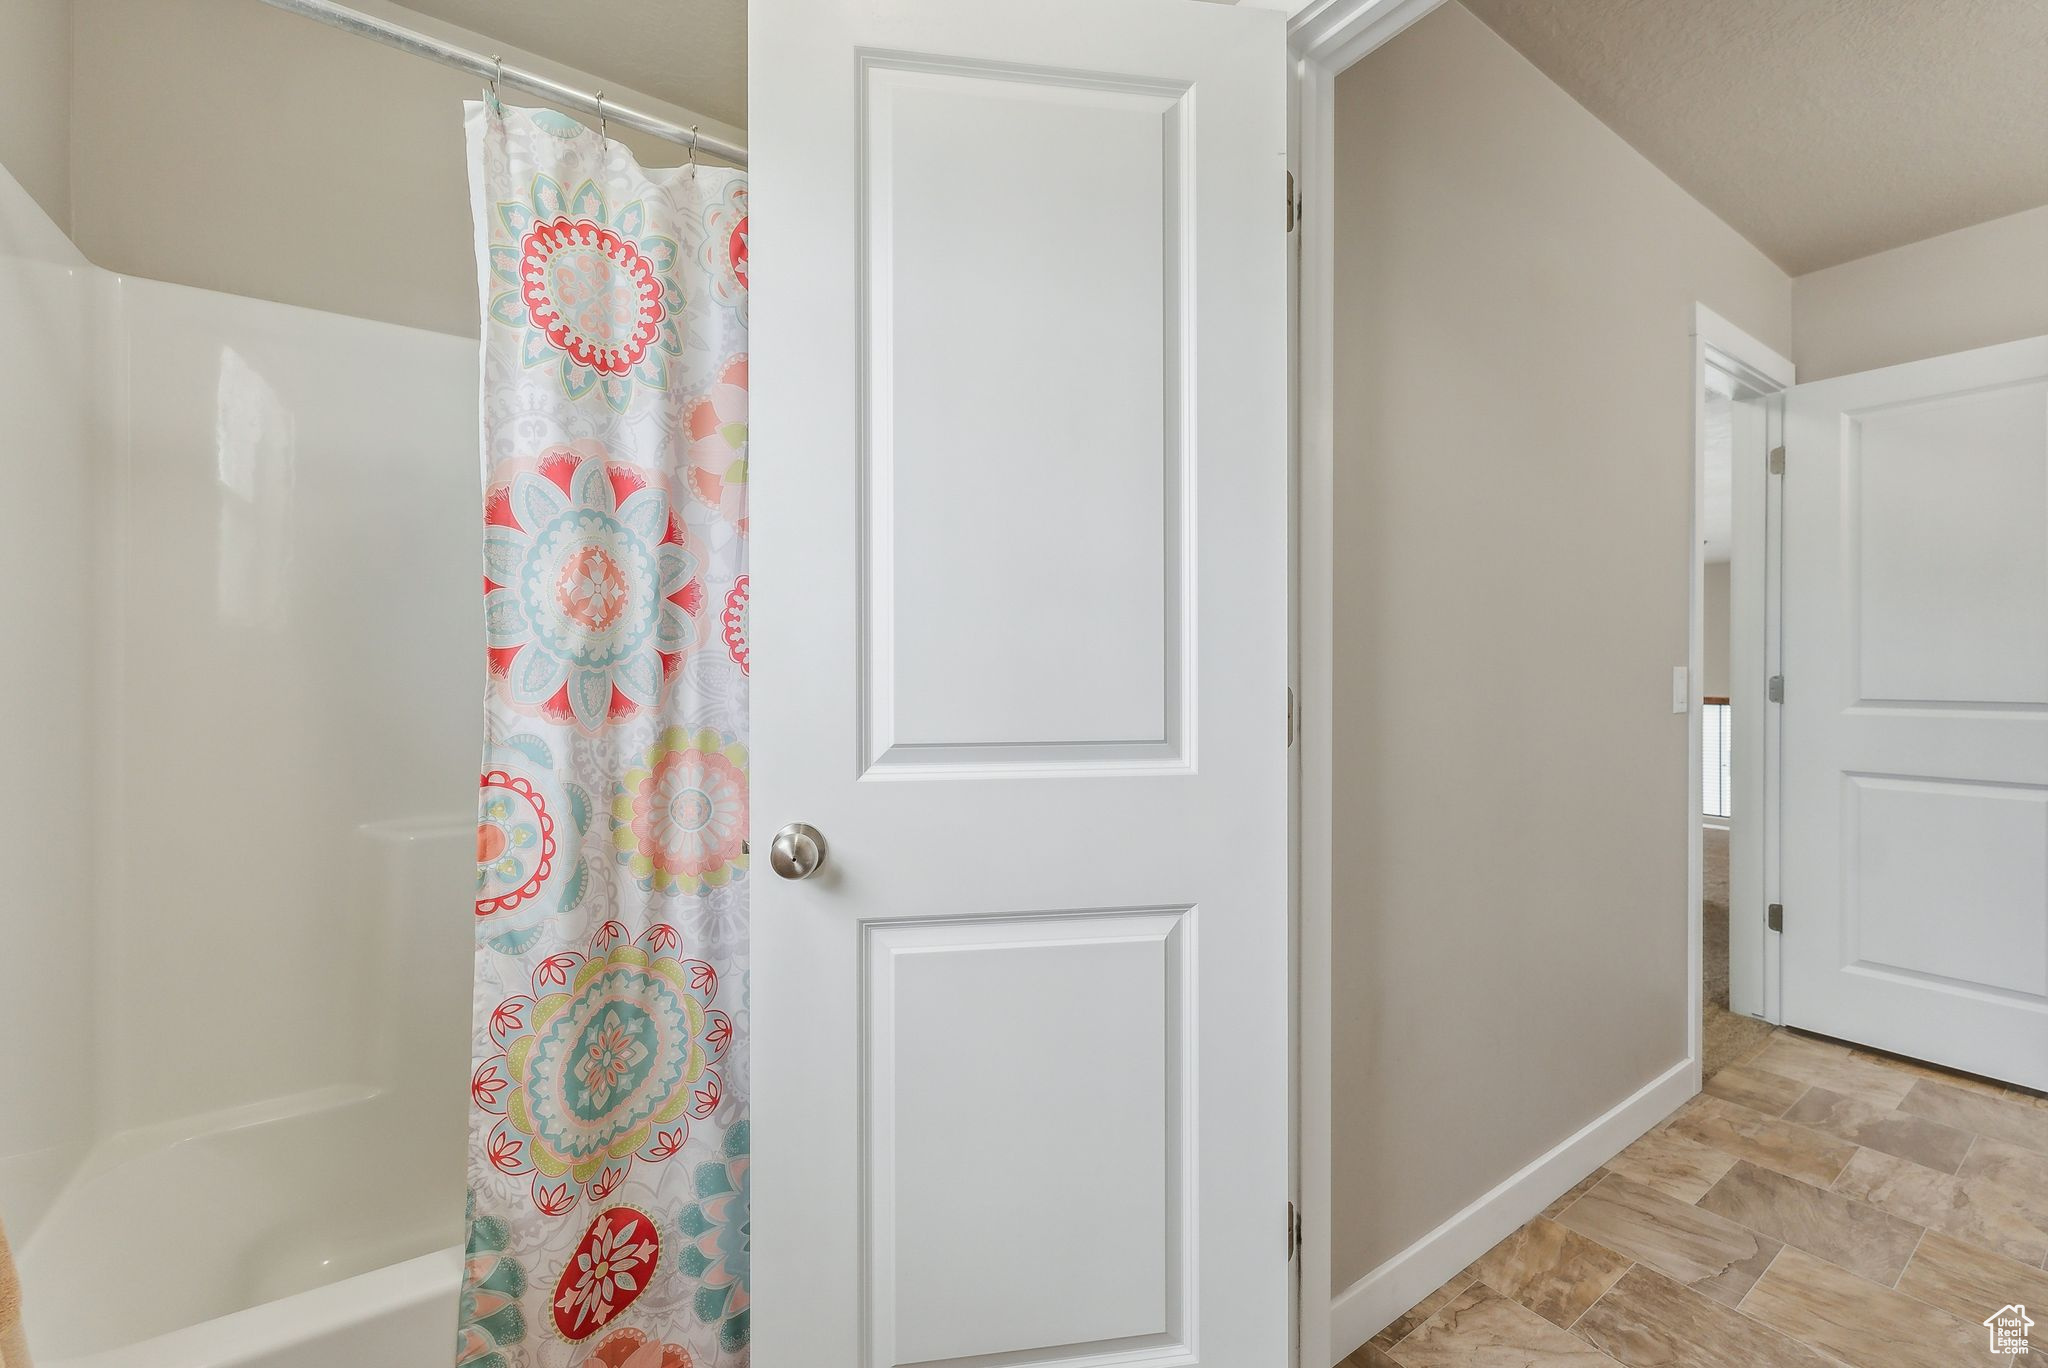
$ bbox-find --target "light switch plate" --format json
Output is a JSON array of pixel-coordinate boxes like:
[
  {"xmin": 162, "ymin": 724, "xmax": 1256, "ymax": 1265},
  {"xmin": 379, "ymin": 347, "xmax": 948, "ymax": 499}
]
[{"xmin": 1671, "ymin": 665, "xmax": 1688, "ymax": 714}]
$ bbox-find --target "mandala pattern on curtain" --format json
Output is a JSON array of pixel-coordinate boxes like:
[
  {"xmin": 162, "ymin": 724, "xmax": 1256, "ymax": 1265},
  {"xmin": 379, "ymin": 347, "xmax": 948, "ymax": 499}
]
[{"xmin": 460, "ymin": 100, "xmax": 749, "ymax": 1368}]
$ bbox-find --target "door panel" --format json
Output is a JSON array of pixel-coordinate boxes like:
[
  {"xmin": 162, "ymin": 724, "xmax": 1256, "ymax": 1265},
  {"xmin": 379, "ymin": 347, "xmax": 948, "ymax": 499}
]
[
  {"xmin": 1843, "ymin": 777, "xmax": 2048, "ymax": 999},
  {"xmin": 1780, "ymin": 335, "xmax": 2048, "ymax": 1088},
  {"xmin": 749, "ymin": 0, "xmax": 1290, "ymax": 1363},
  {"xmin": 862, "ymin": 60, "xmax": 1186, "ymax": 767},
  {"xmin": 1851, "ymin": 387, "xmax": 2048, "ymax": 704},
  {"xmin": 874, "ymin": 911, "xmax": 1187, "ymax": 1364}
]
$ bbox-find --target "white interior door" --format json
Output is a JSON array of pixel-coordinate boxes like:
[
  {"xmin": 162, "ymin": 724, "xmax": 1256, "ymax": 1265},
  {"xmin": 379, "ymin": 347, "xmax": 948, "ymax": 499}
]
[
  {"xmin": 1780, "ymin": 334, "xmax": 2048, "ymax": 1089},
  {"xmin": 748, "ymin": 1, "xmax": 1291, "ymax": 1364}
]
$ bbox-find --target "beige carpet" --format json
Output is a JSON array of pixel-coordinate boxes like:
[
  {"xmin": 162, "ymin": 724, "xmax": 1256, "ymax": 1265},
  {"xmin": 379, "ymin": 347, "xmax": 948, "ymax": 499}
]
[{"xmin": 1701, "ymin": 826, "xmax": 1773, "ymax": 1077}]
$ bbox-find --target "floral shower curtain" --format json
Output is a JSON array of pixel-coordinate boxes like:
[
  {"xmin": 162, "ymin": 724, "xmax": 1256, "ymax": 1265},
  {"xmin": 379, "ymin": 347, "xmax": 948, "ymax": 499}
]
[{"xmin": 458, "ymin": 99, "xmax": 749, "ymax": 1368}]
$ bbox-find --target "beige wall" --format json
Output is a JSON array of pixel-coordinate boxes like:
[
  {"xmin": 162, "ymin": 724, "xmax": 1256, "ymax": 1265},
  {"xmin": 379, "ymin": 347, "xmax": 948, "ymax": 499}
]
[
  {"xmin": 1791, "ymin": 203, "xmax": 2048, "ymax": 382},
  {"xmin": 1702, "ymin": 560, "xmax": 1729, "ymax": 699},
  {"xmin": 69, "ymin": 0, "xmax": 481, "ymax": 336},
  {"xmin": 1330, "ymin": 1, "xmax": 1790, "ymax": 1290},
  {"xmin": 0, "ymin": 0, "xmax": 73, "ymax": 232},
  {"xmin": 50, "ymin": 0, "xmax": 739, "ymax": 338}
]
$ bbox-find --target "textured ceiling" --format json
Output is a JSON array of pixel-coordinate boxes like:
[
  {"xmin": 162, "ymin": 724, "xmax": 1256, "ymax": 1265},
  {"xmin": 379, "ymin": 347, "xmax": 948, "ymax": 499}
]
[
  {"xmin": 400, "ymin": 0, "xmax": 747, "ymax": 129},
  {"xmin": 1459, "ymin": 0, "xmax": 2048, "ymax": 274}
]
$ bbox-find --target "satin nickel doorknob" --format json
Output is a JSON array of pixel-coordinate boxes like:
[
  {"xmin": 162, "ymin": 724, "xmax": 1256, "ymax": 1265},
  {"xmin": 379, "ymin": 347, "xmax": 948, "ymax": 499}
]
[{"xmin": 769, "ymin": 823, "xmax": 828, "ymax": 879}]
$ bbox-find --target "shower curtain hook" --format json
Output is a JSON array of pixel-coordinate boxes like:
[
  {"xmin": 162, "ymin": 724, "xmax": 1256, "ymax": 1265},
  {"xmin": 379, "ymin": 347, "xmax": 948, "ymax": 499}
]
[
  {"xmin": 688, "ymin": 125, "xmax": 701, "ymax": 167},
  {"xmin": 594, "ymin": 90, "xmax": 607, "ymax": 142},
  {"xmin": 489, "ymin": 54, "xmax": 503, "ymax": 98}
]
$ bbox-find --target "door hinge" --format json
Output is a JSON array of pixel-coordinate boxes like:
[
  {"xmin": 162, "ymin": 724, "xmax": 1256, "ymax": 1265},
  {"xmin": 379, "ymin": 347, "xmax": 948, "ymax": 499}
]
[
  {"xmin": 1285, "ymin": 170, "xmax": 1298, "ymax": 232},
  {"xmin": 1287, "ymin": 686, "xmax": 1296, "ymax": 746},
  {"xmin": 1768, "ymin": 445, "xmax": 1786, "ymax": 476},
  {"xmin": 1286, "ymin": 1200, "xmax": 1302, "ymax": 1261},
  {"xmin": 1767, "ymin": 903, "xmax": 1784, "ymax": 933},
  {"xmin": 1768, "ymin": 674, "xmax": 1784, "ymax": 703}
]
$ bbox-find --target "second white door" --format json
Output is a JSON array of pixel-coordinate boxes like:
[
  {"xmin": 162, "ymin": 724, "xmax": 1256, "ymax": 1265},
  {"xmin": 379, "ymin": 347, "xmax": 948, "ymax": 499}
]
[{"xmin": 1779, "ymin": 334, "xmax": 2048, "ymax": 1089}]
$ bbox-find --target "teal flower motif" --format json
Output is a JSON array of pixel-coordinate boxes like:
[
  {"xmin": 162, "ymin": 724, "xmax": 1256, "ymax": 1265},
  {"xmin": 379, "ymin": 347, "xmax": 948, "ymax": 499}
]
[
  {"xmin": 677, "ymin": 1120, "xmax": 750, "ymax": 1352},
  {"xmin": 489, "ymin": 174, "xmax": 684, "ymax": 413},
  {"xmin": 482, "ymin": 443, "xmax": 704, "ymax": 733},
  {"xmin": 456, "ymin": 1194, "xmax": 528, "ymax": 1368}
]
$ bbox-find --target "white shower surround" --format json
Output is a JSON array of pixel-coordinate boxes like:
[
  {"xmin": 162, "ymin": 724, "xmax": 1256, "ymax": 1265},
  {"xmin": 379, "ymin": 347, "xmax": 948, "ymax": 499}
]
[{"xmin": 0, "ymin": 163, "xmax": 477, "ymax": 1364}]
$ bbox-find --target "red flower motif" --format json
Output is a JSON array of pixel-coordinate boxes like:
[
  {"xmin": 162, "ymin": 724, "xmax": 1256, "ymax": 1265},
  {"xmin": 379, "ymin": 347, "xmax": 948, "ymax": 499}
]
[
  {"xmin": 553, "ymin": 1207, "xmax": 661, "ymax": 1342},
  {"xmin": 489, "ymin": 998, "xmax": 531, "ymax": 1043},
  {"xmin": 487, "ymin": 1129, "xmax": 527, "ymax": 1175},
  {"xmin": 471, "ymin": 1060, "xmax": 509, "ymax": 1111},
  {"xmin": 519, "ymin": 218, "xmax": 668, "ymax": 376},
  {"xmin": 576, "ymin": 1327, "xmax": 695, "ymax": 1368},
  {"xmin": 589, "ymin": 1163, "xmax": 627, "ymax": 1201},
  {"xmin": 721, "ymin": 576, "xmax": 749, "ymax": 674},
  {"xmin": 728, "ymin": 215, "xmax": 748, "ymax": 291}
]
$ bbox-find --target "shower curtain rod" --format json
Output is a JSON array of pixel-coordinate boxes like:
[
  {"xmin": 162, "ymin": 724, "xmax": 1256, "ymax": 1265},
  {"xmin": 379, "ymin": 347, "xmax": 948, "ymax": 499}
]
[{"xmin": 257, "ymin": 0, "xmax": 748, "ymax": 166}]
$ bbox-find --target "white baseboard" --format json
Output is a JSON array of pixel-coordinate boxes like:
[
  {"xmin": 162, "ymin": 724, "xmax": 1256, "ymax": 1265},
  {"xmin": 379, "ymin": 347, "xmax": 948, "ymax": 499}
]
[{"xmin": 1328, "ymin": 1058, "xmax": 1696, "ymax": 1364}]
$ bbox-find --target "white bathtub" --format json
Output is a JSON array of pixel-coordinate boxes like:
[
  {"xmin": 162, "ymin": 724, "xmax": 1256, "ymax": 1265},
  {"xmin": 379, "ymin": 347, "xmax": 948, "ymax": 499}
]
[
  {"xmin": 41, "ymin": 1247, "xmax": 461, "ymax": 1368},
  {"xmin": 18, "ymin": 813, "xmax": 477, "ymax": 1367},
  {"xmin": 23, "ymin": 1087, "xmax": 466, "ymax": 1368}
]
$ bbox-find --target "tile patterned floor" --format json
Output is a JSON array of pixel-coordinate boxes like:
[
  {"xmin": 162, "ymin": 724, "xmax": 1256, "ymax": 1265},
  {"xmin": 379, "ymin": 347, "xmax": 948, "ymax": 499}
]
[{"xmin": 1346, "ymin": 1030, "xmax": 2048, "ymax": 1367}]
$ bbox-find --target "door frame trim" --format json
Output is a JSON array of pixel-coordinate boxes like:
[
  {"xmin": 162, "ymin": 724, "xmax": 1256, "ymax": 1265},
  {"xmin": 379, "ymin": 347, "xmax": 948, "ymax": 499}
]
[{"xmin": 1288, "ymin": 5, "xmax": 1448, "ymax": 1366}]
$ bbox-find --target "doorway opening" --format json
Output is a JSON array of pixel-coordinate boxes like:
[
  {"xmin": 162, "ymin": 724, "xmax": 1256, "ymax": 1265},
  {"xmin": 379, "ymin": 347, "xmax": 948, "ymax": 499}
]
[{"xmin": 1691, "ymin": 310, "xmax": 1792, "ymax": 1083}]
